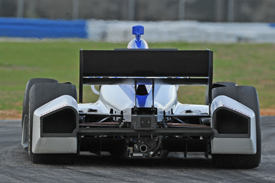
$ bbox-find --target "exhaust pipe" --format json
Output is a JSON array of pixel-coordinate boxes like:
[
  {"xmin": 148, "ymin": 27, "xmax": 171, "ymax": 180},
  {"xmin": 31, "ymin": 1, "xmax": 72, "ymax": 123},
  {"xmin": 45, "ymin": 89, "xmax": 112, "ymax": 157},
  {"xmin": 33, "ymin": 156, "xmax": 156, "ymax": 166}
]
[{"xmin": 139, "ymin": 144, "xmax": 148, "ymax": 153}]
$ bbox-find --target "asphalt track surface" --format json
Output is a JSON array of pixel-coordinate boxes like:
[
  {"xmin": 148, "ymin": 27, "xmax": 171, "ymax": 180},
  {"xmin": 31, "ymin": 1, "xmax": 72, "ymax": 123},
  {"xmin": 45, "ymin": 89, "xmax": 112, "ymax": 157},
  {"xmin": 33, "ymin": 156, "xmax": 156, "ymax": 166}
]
[{"xmin": 0, "ymin": 116, "xmax": 274, "ymax": 183}]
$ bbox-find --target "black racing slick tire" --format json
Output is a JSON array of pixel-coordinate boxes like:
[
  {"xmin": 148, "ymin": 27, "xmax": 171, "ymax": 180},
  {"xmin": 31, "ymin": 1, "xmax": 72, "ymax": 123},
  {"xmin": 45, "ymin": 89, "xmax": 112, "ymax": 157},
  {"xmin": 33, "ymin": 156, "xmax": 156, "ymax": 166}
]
[
  {"xmin": 211, "ymin": 86, "xmax": 261, "ymax": 169},
  {"xmin": 28, "ymin": 83, "xmax": 77, "ymax": 164},
  {"xmin": 212, "ymin": 82, "xmax": 237, "ymax": 88},
  {"xmin": 205, "ymin": 82, "xmax": 237, "ymax": 105},
  {"xmin": 21, "ymin": 78, "xmax": 58, "ymax": 151},
  {"xmin": 22, "ymin": 78, "xmax": 58, "ymax": 126}
]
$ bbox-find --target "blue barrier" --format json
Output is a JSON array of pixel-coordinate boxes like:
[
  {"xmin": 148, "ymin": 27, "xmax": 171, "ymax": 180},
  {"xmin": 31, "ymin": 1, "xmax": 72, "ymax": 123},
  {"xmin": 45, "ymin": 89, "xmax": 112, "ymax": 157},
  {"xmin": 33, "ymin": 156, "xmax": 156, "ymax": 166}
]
[
  {"xmin": 0, "ymin": 18, "xmax": 87, "ymax": 38},
  {"xmin": 269, "ymin": 23, "xmax": 275, "ymax": 28}
]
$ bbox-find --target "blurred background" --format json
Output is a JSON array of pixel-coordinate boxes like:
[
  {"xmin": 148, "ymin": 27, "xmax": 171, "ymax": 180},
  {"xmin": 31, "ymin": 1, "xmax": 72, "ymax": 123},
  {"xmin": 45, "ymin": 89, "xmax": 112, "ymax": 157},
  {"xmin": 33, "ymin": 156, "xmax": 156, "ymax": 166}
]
[
  {"xmin": 0, "ymin": 0, "xmax": 275, "ymax": 119},
  {"xmin": 1, "ymin": 0, "xmax": 275, "ymax": 22},
  {"xmin": 1, "ymin": 0, "xmax": 275, "ymax": 42}
]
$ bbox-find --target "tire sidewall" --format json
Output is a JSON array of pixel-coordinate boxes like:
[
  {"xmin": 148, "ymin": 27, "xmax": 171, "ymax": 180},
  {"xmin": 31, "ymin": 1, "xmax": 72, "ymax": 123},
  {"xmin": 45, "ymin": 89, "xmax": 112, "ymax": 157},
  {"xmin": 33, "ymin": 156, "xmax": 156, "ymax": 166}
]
[{"xmin": 212, "ymin": 86, "xmax": 261, "ymax": 168}]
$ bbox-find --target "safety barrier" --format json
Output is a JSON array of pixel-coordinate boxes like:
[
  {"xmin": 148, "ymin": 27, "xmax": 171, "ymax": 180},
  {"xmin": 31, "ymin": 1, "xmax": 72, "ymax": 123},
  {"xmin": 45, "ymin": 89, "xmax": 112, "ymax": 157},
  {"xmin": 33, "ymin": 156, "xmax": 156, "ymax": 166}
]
[
  {"xmin": 86, "ymin": 20, "xmax": 275, "ymax": 43},
  {"xmin": 1, "ymin": 18, "xmax": 275, "ymax": 43},
  {"xmin": 0, "ymin": 18, "xmax": 87, "ymax": 38}
]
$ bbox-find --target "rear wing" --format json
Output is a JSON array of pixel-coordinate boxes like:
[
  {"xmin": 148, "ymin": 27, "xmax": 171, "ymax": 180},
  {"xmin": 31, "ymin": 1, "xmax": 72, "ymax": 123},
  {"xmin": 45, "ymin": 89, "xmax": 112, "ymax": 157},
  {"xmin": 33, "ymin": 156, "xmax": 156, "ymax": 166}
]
[{"xmin": 79, "ymin": 50, "xmax": 213, "ymax": 103}]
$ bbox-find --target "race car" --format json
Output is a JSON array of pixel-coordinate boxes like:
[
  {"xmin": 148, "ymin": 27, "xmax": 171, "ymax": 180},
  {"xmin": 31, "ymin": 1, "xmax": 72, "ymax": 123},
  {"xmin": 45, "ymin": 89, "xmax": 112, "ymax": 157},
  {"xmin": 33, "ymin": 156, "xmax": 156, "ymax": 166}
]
[{"xmin": 21, "ymin": 25, "xmax": 261, "ymax": 168}]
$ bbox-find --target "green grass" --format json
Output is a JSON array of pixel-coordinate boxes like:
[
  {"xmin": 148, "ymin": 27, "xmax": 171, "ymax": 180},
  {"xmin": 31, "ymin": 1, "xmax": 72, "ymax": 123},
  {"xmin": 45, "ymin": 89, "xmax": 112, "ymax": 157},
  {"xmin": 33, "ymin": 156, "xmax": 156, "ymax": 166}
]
[{"xmin": 0, "ymin": 40, "xmax": 274, "ymax": 116}]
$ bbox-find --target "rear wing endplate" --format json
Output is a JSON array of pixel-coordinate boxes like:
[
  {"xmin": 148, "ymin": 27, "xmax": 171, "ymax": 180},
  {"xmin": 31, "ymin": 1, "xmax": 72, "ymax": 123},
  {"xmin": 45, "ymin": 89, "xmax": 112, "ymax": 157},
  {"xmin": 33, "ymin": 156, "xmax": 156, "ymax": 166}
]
[{"xmin": 79, "ymin": 50, "xmax": 213, "ymax": 103}]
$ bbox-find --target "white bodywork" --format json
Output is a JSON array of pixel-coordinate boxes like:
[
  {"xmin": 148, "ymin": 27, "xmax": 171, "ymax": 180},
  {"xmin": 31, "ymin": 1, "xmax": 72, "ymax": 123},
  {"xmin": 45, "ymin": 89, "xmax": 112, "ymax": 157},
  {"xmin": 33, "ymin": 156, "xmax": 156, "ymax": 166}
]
[
  {"xmin": 127, "ymin": 38, "xmax": 149, "ymax": 49},
  {"xmin": 78, "ymin": 85, "xmax": 209, "ymax": 122},
  {"xmin": 32, "ymin": 95, "xmax": 78, "ymax": 154},
  {"xmin": 211, "ymin": 95, "xmax": 256, "ymax": 154},
  {"xmin": 29, "ymin": 85, "xmax": 257, "ymax": 155}
]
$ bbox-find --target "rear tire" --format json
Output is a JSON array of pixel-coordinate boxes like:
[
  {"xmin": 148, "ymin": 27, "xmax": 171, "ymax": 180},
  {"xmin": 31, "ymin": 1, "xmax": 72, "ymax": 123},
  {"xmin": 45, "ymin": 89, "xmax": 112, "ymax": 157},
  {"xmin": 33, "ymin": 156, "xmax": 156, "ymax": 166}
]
[
  {"xmin": 22, "ymin": 78, "xmax": 58, "ymax": 126},
  {"xmin": 21, "ymin": 78, "xmax": 58, "ymax": 151},
  {"xmin": 205, "ymin": 82, "xmax": 237, "ymax": 105},
  {"xmin": 28, "ymin": 82, "xmax": 77, "ymax": 164},
  {"xmin": 212, "ymin": 82, "xmax": 237, "ymax": 88},
  {"xmin": 211, "ymin": 86, "xmax": 261, "ymax": 168}
]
